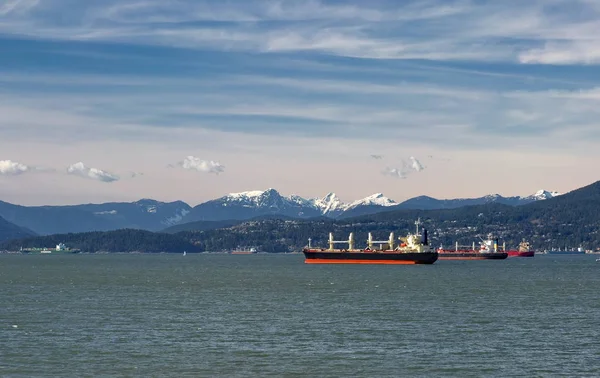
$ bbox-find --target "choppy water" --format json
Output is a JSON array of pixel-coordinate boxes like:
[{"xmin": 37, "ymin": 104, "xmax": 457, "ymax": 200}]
[{"xmin": 1, "ymin": 253, "xmax": 599, "ymax": 377}]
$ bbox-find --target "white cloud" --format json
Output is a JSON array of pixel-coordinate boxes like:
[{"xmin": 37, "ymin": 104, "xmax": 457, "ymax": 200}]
[
  {"xmin": 67, "ymin": 162, "xmax": 120, "ymax": 182},
  {"xmin": 381, "ymin": 156, "xmax": 426, "ymax": 180},
  {"xmin": 0, "ymin": 159, "xmax": 30, "ymax": 175},
  {"xmin": 178, "ymin": 156, "xmax": 224, "ymax": 174},
  {"xmin": 410, "ymin": 156, "xmax": 424, "ymax": 172}
]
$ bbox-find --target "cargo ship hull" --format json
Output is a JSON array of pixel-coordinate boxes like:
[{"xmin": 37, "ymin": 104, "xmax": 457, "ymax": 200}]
[
  {"xmin": 303, "ymin": 249, "xmax": 438, "ymax": 264},
  {"xmin": 437, "ymin": 251, "xmax": 508, "ymax": 260},
  {"xmin": 506, "ymin": 250, "xmax": 535, "ymax": 257}
]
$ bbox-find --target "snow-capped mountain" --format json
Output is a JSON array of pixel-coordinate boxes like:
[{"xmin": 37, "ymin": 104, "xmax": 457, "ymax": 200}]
[
  {"xmin": 310, "ymin": 192, "xmax": 347, "ymax": 217},
  {"xmin": 336, "ymin": 193, "xmax": 398, "ymax": 219},
  {"xmin": 182, "ymin": 189, "xmax": 401, "ymax": 222},
  {"xmin": 183, "ymin": 189, "xmax": 323, "ymax": 222},
  {"xmin": 346, "ymin": 193, "xmax": 397, "ymax": 209},
  {"xmin": 523, "ymin": 190, "xmax": 561, "ymax": 201},
  {"xmin": 180, "ymin": 188, "xmax": 562, "ymax": 222}
]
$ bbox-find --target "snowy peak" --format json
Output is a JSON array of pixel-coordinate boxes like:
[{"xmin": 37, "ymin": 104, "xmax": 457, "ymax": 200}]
[
  {"xmin": 311, "ymin": 192, "xmax": 347, "ymax": 215},
  {"xmin": 220, "ymin": 188, "xmax": 286, "ymax": 207},
  {"xmin": 529, "ymin": 189, "xmax": 561, "ymax": 200},
  {"xmin": 310, "ymin": 192, "xmax": 397, "ymax": 215},
  {"xmin": 226, "ymin": 188, "xmax": 277, "ymax": 200},
  {"xmin": 347, "ymin": 193, "xmax": 397, "ymax": 209}
]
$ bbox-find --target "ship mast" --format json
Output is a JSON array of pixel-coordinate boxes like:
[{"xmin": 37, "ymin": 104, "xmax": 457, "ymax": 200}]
[{"xmin": 415, "ymin": 218, "xmax": 421, "ymax": 235}]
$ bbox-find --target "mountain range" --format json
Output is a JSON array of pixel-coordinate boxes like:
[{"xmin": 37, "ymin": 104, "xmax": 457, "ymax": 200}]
[
  {"xmin": 0, "ymin": 189, "xmax": 560, "ymax": 236},
  {"xmin": 2, "ymin": 181, "xmax": 597, "ymax": 253}
]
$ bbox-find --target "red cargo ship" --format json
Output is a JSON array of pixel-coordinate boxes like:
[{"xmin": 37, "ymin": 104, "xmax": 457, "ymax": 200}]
[
  {"xmin": 438, "ymin": 236, "xmax": 508, "ymax": 260},
  {"xmin": 303, "ymin": 219, "xmax": 438, "ymax": 265},
  {"xmin": 505, "ymin": 240, "xmax": 535, "ymax": 257}
]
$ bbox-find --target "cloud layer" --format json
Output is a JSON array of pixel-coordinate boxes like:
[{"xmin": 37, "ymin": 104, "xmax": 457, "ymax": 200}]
[
  {"xmin": 2, "ymin": 0, "xmax": 600, "ymax": 64},
  {"xmin": 67, "ymin": 162, "xmax": 120, "ymax": 183}
]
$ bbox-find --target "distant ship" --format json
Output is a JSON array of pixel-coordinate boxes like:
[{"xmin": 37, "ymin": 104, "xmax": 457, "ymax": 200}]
[
  {"xmin": 20, "ymin": 243, "xmax": 80, "ymax": 254},
  {"xmin": 231, "ymin": 247, "xmax": 258, "ymax": 255},
  {"xmin": 544, "ymin": 246, "xmax": 586, "ymax": 255},
  {"xmin": 437, "ymin": 235, "xmax": 508, "ymax": 260},
  {"xmin": 506, "ymin": 240, "xmax": 535, "ymax": 257},
  {"xmin": 302, "ymin": 219, "xmax": 438, "ymax": 264}
]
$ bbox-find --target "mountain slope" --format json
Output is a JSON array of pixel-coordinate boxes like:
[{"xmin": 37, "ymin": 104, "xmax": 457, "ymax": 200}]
[
  {"xmin": 396, "ymin": 190, "xmax": 561, "ymax": 210},
  {"xmin": 0, "ymin": 199, "xmax": 191, "ymax": 235},
  {"xmin": 71, "ymin": 199, "xmax": 191, "ymax": 230},
  {"xmin": 0, "ymin": 215, "xmax": 36, "ymax": 242}
]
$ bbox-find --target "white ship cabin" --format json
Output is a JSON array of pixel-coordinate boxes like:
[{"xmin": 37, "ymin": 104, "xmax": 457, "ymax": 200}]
[{"xmin": 56, "ymin": 243, "xmax": 67, "ymax": 251}]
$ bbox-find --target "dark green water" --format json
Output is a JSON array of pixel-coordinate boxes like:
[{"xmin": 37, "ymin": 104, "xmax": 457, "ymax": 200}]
[{"xmin": 1, "ymin": 254, "xmax": 599, "ymax": 377}]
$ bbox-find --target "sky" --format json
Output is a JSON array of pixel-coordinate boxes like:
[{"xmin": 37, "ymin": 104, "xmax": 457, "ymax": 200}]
[{"xmin": 1, "ymin": 0, "xmax": 600, "ymax": 206}]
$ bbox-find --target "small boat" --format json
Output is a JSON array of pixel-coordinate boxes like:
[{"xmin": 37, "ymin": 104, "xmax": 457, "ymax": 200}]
[{"xmin": 183, "ymin": 251, "xmax": 187, "ymax": 256}]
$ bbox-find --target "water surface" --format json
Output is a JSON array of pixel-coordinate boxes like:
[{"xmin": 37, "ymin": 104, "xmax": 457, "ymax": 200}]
[{"xmin": 1, "ymin": 254, "xmax": 599, "ymax": 377}]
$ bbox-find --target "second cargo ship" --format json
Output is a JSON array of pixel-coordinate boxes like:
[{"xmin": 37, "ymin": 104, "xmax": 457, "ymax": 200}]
[
  {"xmin": 302, "ymin": 219, "xmax": 438, "ymax": 264},
  {"xmin": 437, "ymin": 235, "xmax": 508, "ymax": 260},
  {"xmin": 506, "ymin": 240, "xmax": 535, "ymax": 257}
]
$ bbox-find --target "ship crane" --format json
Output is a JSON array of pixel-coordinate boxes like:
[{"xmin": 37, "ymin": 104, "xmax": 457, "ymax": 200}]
[
  {"xmin": 367, "ymin": 232, "xmax": 395, "ymax": 250},
  {"xmin": 328, "ymin": 232, "xmax": 355, "ymax": 250}
]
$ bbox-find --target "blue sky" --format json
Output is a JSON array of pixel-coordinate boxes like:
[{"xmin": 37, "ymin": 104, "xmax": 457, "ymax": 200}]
[{"xmin": 1, "ymin": 0, "xmax": 600, "ymax": 205}]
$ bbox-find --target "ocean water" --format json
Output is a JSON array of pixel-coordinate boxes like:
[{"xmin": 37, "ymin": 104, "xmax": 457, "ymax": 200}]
[{"xmin": 1, "ymin": 253, "xmax": 599, "ymax": 377}]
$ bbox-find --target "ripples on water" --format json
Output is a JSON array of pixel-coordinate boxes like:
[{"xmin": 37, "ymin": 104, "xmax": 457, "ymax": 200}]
[{"xmin": 1, "ymin": 254, "xmax": 599, "ymax": 377}]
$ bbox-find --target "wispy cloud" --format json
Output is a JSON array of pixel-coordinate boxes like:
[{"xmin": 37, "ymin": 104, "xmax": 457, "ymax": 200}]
[
  {"xmin": 1, "ymin": 0, "xmax": 600, "ymax": 64},
  {"xmin": 380, "ymin": 156, "xmax": 426, "ymax": 180},
  {"xmin": 128, "ymin": 171, "xmax": 143, "ymax": 178},
  {"xmin": 177, "ymin": 156, "xmax": 224, "ymax": 174},
  {"xmin": 67, "ymin": 162, "xmax": 120, "ymax": 182},
  {"xmin": 382, "ymin": 167, "xmax": 407, "ymax": 179},
  {"xmin": 0, "ymin": 0, "xmax": 38, "ymax": 16}
]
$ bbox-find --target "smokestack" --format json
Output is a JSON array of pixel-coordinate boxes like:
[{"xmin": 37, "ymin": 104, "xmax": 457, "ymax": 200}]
[{"xmin": 421, "ymin": 228, "xmax": 428, "ymax": 245}]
